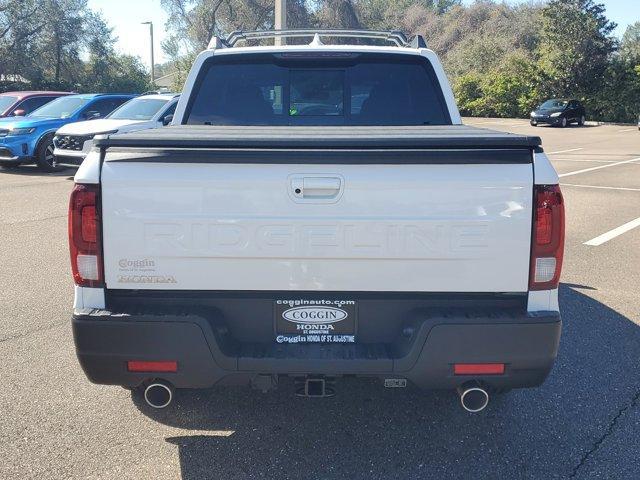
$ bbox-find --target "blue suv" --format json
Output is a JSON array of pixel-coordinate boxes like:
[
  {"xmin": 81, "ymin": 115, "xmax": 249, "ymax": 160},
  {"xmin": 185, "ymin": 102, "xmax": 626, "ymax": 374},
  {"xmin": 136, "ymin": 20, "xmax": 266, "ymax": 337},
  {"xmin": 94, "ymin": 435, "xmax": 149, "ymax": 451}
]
[{"xmin": 0, "ymin": 93, "xmax": 135, "ymax": 172}]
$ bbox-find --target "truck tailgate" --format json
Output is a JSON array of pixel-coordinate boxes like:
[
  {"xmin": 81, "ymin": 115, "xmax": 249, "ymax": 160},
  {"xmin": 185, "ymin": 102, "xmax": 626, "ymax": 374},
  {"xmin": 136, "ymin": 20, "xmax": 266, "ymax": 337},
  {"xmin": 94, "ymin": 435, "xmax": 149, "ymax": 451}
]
[{"xmin": 99, "ymin": 127, "xmax": 535, "ymax": 293}]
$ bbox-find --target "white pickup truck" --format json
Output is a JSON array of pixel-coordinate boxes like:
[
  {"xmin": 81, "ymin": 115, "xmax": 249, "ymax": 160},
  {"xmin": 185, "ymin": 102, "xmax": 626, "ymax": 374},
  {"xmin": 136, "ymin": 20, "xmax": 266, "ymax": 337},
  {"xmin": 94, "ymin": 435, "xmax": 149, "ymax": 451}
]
[{"xmin": 70, "ymin": 30, "xmax": 564, "ymax": 413}]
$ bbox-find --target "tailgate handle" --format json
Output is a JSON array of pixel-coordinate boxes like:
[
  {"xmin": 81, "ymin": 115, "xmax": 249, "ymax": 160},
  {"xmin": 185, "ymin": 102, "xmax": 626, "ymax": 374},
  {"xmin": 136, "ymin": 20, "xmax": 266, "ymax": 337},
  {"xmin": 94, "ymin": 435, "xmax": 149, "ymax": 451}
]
[
  {"xmin": 289, "ymin": 175, "xmax": 344, "ymax": 203},
  {"xmin": 302, "ymin": 177, "xmax": 341, "ymax": 196}
]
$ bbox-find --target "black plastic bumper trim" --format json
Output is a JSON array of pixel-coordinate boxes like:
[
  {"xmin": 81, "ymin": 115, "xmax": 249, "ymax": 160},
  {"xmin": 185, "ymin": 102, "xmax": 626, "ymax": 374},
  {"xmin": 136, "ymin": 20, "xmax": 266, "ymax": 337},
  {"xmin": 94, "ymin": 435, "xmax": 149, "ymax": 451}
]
[{"xmin": 73, "ymin": 308, "xmax": 560, "ymax": 391}]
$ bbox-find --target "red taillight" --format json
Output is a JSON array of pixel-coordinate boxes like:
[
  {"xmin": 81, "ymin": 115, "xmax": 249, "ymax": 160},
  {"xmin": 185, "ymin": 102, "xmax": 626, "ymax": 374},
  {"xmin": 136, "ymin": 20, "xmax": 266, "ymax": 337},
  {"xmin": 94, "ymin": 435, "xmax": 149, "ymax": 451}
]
[
  {"xmin": 454, "ymin": 363, "xmax": 505, "ymax": 375},
  {"xmin": 127, "ymin": 361, "xmax": 178, "ymax": 373},
  {"xmin": 536, "ymin": 205, "xmax": 553, "ymax": 245},
  {"xmin": 81, "ymin": 206, "xmax": 97, "ymax": 243},
  {"xmin": 69, "ymin": 183, "xmax": 103, "ymax": 287},
  {"xmin": 529, "ymin": 185, "xmax": 565, "ymax": 290}
]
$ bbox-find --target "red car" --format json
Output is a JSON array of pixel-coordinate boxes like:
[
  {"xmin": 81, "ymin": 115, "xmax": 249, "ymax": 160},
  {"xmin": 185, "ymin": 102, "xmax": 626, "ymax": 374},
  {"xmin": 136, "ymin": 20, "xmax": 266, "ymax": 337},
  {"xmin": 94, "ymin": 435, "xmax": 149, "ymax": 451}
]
[{"xmin": 0, "ymin": 91, "xmax": 71, "ymax": 118}]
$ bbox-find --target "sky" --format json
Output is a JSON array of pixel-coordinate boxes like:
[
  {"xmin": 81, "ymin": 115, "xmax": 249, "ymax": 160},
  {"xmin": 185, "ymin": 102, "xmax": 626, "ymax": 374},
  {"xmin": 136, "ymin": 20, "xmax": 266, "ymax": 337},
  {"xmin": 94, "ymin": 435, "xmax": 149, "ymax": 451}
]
[
  {"xmin": 89, "ymin": 0, "xmax": 640, "ymax": 70},
  {"xmin": 87, "ymin": 0, "xmax": 170, "ymax": 67}
]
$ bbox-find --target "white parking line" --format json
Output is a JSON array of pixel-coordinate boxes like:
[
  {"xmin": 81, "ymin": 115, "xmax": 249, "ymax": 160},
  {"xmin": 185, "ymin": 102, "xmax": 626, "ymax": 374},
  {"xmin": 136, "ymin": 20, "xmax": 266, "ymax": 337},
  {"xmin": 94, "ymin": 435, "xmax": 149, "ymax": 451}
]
[
  {"xmin": 584, "ymin": 217, "xmax": 640, "ymax": 246},
  {"xmin": 553, "ymin": 159, "xmax": 616, "ymax": 163},
  {"xmin": 617, "ymin": 128, "xmax": 637, "ymax": 133},
  {"xmin": 561, "ymin": 183, "xmax": 640, "ymax": 192},
  {"xmin": 558, "ymin": 157, "xmax": 640, "ymax": 178},
  {"xmin": 547, "ymin": 148, "xmax": 584, "ymax": 155}
]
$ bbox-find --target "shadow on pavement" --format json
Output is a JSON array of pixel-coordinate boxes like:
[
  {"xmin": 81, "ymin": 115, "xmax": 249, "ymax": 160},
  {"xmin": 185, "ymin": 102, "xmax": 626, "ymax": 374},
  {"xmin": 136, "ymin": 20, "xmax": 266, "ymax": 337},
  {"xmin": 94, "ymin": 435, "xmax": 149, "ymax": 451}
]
[{"xmin": 133, "ymin": 285, "xmax": 640, "ymax": 480}]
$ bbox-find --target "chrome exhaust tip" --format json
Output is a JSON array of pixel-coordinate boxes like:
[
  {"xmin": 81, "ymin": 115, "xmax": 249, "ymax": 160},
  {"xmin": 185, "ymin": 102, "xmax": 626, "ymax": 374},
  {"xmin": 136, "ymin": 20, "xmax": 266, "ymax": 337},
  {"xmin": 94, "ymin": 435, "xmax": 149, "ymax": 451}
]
[
  {"xmin": 143, "ymin": 380, "xmax": 174, "ymax": 409},
  {"xmin": 458, "ymin": 384, "xmax": 489, "ymax": 413}
]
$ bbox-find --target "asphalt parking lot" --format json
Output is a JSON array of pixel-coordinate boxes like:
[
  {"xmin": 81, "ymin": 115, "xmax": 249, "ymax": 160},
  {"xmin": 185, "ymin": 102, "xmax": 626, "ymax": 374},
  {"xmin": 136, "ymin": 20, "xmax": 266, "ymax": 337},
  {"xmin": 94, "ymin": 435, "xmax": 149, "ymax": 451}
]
[{"xmin": 1, "ymin": 118, "xmax": 639, "ymax": 479}]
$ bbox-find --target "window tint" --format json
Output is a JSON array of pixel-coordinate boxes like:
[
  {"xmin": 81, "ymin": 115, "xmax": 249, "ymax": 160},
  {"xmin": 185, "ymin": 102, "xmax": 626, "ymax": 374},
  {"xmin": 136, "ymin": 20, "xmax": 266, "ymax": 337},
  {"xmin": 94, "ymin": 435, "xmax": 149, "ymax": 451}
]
[
  {"xmin": 540, "ymin": 99, "xmax": 568, "ymax": 109},
  {"xmin": 30, "ymin": 97, "xmax": 91, "ymax": 118},
  {"xmin": 0, "ymin": 96, "xmax": 18, "ymax": 112},
  {"xmin": 188, "ymin": 62, "xmax": 286, "ymax": 125},
  {"xmin": 83, "ymin": 98, "xmax": 130, "ymax": 119},
  {"xmin": 107, "ymin": 98, "xmax": 169, "ymax": 120},
  {"xmin": 290, "ymin": 70, "xmax": 344, "ymax": 116},
  {"xmin": 186, "ymin": 53, "xmax": 450, "ymax": 126},
  {"xmin": 15, "ymin": 96, "xmax": 56, "ymax": 115},
  {"xmin": 161, "ymin": 101, "xmax": 177, "ymax": 120},
  {"xmin": 348, "ymin": 62, "xmax": 447, "ymax": 126}
]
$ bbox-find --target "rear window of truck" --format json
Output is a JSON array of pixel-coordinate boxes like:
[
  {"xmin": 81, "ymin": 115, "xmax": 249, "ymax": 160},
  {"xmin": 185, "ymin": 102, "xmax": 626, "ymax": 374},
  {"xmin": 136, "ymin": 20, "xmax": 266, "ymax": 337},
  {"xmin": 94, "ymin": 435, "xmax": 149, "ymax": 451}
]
[{"xmin": 185, "ymin": 53, "xmax": 451, "ymax": 126}]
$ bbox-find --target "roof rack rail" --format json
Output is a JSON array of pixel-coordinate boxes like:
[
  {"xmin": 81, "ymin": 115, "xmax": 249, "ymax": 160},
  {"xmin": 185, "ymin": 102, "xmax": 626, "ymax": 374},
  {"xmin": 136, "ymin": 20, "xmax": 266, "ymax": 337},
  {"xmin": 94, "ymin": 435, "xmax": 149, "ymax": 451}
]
[{"xmin": 209, "ymin": 29, "xmax": 426, "ymax": 49}]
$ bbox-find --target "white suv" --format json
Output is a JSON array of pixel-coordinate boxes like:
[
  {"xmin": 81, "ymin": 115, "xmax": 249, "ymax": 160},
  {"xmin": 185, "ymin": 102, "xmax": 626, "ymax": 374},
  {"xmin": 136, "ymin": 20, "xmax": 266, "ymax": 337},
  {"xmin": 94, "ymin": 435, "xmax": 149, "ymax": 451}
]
[{"xmin": 54, "ymin": 93, "xmax": 179, "ymax": 166}]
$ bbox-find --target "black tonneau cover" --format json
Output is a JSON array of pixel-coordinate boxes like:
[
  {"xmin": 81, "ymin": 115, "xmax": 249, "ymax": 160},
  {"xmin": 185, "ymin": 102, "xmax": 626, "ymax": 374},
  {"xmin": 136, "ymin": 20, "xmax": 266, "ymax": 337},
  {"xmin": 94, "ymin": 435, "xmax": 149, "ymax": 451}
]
[
  {"xmin": 97, "ymin": 125, "xmax": 540, "ymax": 164},
  {"xmin": 96, "ymin": 125, "xmax": 541, "ymax": 149}
]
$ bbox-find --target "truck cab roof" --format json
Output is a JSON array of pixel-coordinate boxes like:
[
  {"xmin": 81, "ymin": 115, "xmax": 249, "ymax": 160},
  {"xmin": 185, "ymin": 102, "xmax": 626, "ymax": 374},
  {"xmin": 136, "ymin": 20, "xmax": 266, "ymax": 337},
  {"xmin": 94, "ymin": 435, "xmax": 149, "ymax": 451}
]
[{"xmin": 169, "ymin": 32, "xmax": 463, "ymax": 128}]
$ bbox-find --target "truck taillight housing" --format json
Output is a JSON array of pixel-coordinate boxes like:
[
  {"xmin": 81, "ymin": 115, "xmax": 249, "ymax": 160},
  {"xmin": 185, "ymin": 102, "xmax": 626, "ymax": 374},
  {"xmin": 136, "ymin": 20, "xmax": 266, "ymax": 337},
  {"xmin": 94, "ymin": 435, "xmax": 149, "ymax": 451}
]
[
  {"xmin": 529, "ymin": 185, "xmax": 564, "ymax": 290},
  {"xmin": 69, "ymin": 183, "xmax": 104, "ymax": 287}
]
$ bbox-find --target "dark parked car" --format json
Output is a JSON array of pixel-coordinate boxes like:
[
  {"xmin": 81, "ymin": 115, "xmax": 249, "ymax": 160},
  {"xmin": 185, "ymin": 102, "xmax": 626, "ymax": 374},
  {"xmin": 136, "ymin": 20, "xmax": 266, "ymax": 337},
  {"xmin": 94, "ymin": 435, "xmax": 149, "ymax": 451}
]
[
  {"xmin": 0, "ymin": 91, "xmax": 71, "ymax": 118},
  {"xmin": 530, "ymin": 99, "xmax": 586, "ymax": 127}
]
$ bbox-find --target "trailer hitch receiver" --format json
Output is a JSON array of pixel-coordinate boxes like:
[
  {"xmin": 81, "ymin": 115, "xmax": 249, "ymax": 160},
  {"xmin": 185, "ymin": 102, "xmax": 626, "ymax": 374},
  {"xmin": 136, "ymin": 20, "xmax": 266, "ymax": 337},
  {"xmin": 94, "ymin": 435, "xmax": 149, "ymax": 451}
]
[{"xmin": 296, "ymin": 377, "xmax": 335, "ymax": 398}]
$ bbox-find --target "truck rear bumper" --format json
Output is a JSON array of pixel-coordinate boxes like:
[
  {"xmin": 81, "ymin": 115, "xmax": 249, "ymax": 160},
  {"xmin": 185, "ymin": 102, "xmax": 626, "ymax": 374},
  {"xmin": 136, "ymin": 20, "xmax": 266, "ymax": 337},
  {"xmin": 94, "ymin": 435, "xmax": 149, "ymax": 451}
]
[{"xmin": 73, "ymin": 308, "xmax": 561, "ymax": 391}]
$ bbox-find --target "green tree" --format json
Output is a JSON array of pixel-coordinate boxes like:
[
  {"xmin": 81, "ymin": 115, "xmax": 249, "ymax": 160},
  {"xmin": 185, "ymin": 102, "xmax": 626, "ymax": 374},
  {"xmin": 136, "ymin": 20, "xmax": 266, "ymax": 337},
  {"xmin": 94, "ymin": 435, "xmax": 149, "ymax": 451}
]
[
  {"xmin": 454, "ymin": 52, "xmax": 542, "ymax": 118},
  {"xmin": 86, "ymin": 55, "xmax": 151, "ymax": 93},
  {"xmin": 591, "ymin": 58, "xmax": 640, "ymax": 122},
  {"xmin": 40, "ymin": 0, "xmax": 85, "ymax": 83},
  {"xmin": 0, "ymin": 0, "xmax": 152, "ymax": 93},
  {"xmin": 0, "ymin": 0, "xmax": 48, "ymax": 85},
  {"xmin": 315, "ymin": 0, "xmax": 361, "ymax": 29},
  {"xmin": 452, "ymin": 72, "xmax": 484, "ymax": 116},
  {"xmin": 161, "ymin": 0, "xmax": 311, "ymax": 51},
  {"xmin": 82, "ymin": 13, "xmax": 151, "ymax": 92},
  {"xmin": 151, "ymin": 0, "xmax": 640, "ymax": 123},
  {"xmin": 620, "ymin": 21, "xmax": 640, "ymax": 62},
  {"xmin": 160, "ymin": 35, "xmax": 197, "ymax": 91},
  {"xmin": 537, "ymin": 0, "xmax": 617, "ymax": 98}
]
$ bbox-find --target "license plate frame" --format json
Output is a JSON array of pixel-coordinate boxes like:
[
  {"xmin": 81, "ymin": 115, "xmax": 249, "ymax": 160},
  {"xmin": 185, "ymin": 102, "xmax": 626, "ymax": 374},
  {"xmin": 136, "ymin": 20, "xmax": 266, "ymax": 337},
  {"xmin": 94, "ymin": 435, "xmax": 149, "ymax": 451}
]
[{"xmin": 274, "ymin": 299, "xmax": 357, "ymax": 344}]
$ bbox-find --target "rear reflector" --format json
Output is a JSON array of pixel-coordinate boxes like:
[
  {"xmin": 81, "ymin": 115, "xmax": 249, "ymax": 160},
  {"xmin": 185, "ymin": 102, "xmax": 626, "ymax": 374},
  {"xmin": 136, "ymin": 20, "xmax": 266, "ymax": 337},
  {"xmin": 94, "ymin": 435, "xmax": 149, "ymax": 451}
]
[
  {"xmin": 534, "ymin": 257, "xmax": 556, "ymax": 283},
  {"xmin": 69, "ymin": 183, "xmax": 104, "ymax": 287},
  {"xmin": 454, "ymin": 363, "xmax": 505, "ymax": 375},
  {"xmin": 530, "ymin": 184, "xmax": 565, "ymax": 290},
  {"xmin": 76, "ymin": 254, "xmax": 100, "ymax": 281},
  {"xmin": 127, "ymin": 361, "xmax": 178, "ymax": 373}
]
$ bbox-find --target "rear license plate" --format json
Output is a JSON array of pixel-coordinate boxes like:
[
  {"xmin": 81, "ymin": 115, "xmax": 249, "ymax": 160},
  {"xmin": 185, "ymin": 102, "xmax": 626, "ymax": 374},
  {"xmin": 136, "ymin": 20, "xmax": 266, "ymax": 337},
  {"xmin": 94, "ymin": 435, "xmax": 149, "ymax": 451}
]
[{"xmin": 274, "ymin": 299, "xmax": 357, "ymax": 344}]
